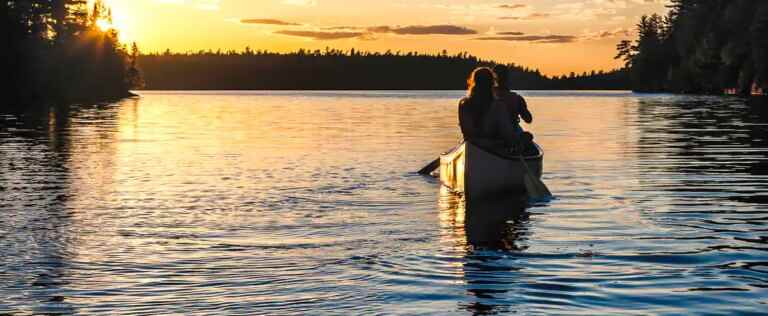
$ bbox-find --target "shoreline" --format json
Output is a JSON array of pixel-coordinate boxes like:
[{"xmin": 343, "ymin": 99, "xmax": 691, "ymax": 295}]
[
  {"xmin": 134, "ymin": 88, "xmax": 633, "ymax": 93},
  {"xmin": 6, "ymin": 91, "xmax": 139, "ymax": 110}
]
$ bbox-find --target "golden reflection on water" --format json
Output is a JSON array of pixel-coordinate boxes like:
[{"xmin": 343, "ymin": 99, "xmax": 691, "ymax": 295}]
[
  {"xmin": 56, "ymin": 92, "xmax": 467, "ymax": 267},
  {"xmin": 437, "ymin": 187, "xmax": 467, "ymax": 252},
  {"xmin": 59, "ymin": 92, "xmax": 651, "ymax": 265},
  {"xmin": 3, "ymin": 91, "xmax": 768, "ymax": 314},
  {"xmin": 437, "ymin": 187, "xmax": 530, "ymax": 253}
]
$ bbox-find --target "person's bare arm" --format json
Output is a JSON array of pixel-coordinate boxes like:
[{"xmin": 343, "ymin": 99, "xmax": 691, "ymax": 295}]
[{"xmin": 519, "ymin": 95, "xmax": 533, "ymax": 124}]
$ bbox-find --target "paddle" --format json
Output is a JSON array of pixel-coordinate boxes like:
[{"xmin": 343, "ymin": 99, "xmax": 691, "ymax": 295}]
[
  {"xmin": 417, "ymin": 158, "xmax": 440, "ymax": 175},
  {"xmin": 518, "ymin": 154, "xmax": 552, "ymax": 201}
]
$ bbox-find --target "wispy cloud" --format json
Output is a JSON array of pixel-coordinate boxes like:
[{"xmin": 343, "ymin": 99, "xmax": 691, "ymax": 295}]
[
  {"xmin": 475, "ymin": 34, "xmax": 577, "ymax": 44},
  {"xmin": 475, "ymin": 26, "xmax": 633, "ymax": 44},
  {"xmin": 499, "ymin": 13, "xmax": 550, "ymax": 20},
  {"xmin": 275, "ymin": 30, "xmax": 366, "ymax": 40},
  {"xmin": 497, "ymin": 4, "xmax": 529, "ymax": 10},
  {"xmin": 241, "ymin": 19, "xmax": 301, "ymax": 26},
  {"xmin": 580, "ymin": 27, "xmax": 632, "ymax": 40},
  {"xmin": 368, "ymin": 25, "xmax": 477, "ymax": 35},
  {"xmin": 545, "ymin": 0, "xmax": 649, "ymax": 21},
  {"xmin": 269, "ymin": 24, "xmax": 478, "ymax": 40}
]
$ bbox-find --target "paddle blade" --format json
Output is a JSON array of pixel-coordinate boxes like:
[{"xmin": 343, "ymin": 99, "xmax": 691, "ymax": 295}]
[
  {"xmin": 523, "ymin": 172, "xmax": 552, "ymax": 201},
  {"xmin": 417, "ymin": 158, "xmax": 440, "ymax": 175}
]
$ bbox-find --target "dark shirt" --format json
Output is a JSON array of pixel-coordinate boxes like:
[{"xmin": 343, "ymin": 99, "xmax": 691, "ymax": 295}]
[
  {"xmin": 495, "ymin": 89, "xmax": 533, "ymax": 124},
  {"xmin": 459, "ymin": 98, "xmax": 493, "ymax": 140},
  {"xmin": 458, "ymin": 97, "xmax": 519, "ymax": 147}
]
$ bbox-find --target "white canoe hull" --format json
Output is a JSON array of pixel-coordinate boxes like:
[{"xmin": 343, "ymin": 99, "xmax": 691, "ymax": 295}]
[{"xmin": 439, "ymin": 141, "xmax": 544, "ymax": 199}]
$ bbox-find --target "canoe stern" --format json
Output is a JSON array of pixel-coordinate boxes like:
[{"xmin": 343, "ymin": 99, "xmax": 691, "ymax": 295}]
[
  {"xmin": 440, "ymin": 142, "xmax": 544, "ymax": 198},
  {"xmin": 439, "ymin": 143, "xmax": 466, "ymax": 193}
]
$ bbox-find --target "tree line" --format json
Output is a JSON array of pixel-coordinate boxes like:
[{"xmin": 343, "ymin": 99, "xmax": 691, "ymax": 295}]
[
  {"xmin": 1, "ymin": 0, "xmax": 141, "ymax": 107},
  {"xmin": 138, "ymin": 48, "xmax": 629, "ymax": 91},
  {"xmin": 616, "ymin": 0, "xmax": 768, "ymax": 94}
]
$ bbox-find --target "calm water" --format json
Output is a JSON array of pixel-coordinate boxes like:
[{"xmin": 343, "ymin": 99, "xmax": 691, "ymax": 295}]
[{"xmin": 1, "ymin": 91, "xmax": 767, "ymax": 315}]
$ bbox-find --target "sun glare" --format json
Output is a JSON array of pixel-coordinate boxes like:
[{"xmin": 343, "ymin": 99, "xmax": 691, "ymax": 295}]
[
  {"xmin": 95, "ymin": 15, "xmax": 134, "ymax": 43},
  {"xmin": 96, "ymin": 18, "xmax": 113, "ymax": 32}
]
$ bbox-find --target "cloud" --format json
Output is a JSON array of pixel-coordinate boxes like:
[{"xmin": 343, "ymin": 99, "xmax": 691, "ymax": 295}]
[
  {"xmin": 370, "ymin": 25, "xmax": 478, "ymax": 35},
  {"xmin": 274, "ymin": 30, "xmax": 367, "ymax": 40},
  {"xmin": 484, "ymin": 27, "xmax": 525, "ymax": 37},
  {"xmin": 497, "ymin": 4, "xmax": 529, "ymax": 10},
  {"xmin": 322, "ymin": 26, "xmax": 360, "ymax": 30},
  {"xmin": 592, "ymin": 0, "xmax": 629, "ymax": 9},
  {"xmin": 475, "ymin": 27, "xmax": 633, "ymax": 44},
  {"xmin": 475, "ymin": 34, "xmax": 577, "ymax": 44},
  {"xmin": 546, "ymin": 0, "xmax": 638, "ymax": 21},
  {"xmin": 271, "ymin": 24, "xmax": 478, "ymax": 40},
  {"xmin": 580, "ymin": 27, "xmax": 632, "ymax": 40},
  {"xmin": 499, "ymin": 12, "xmax": 550, "ymax": 20},
  {"xmin": 241, "ymin": 19, "xmax": 301, "ymax": 26},
  {"xmin": 415, "ymin": 3, "xmax": 535, "ymax": 17}
]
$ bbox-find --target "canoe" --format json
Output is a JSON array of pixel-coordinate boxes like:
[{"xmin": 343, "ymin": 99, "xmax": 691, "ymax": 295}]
[{"xmin": 439, "ymin": 141, "xmax": 543, "ymax": 199}]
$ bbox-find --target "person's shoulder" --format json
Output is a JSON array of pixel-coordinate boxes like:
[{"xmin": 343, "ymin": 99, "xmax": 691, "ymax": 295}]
[
  {"xmin": 516, "ymin": 92, "xmax": 528, "ymax": 104},
  {"xmin": 459, "ymin": 97, "xmax": 471, "ymax": 106},
  {"xmin": 490, "ymin": 99, "xmax": 507, "ymax": 109},
  {"xmin": 508, "ymin": 91, "xmax": 526, "ymax": 103},
  {"xmin": 492, "ymin": 89, "xmax": 507, "ymax": 99},
  {"xmin": 495, "ymin": 88, "xmax": 510, "ymax": 96}
]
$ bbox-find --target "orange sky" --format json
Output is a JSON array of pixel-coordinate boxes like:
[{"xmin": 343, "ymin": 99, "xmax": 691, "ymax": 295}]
[{"xmin": 100, "ymin": 0, "xmax": 670, "ymax": 76}]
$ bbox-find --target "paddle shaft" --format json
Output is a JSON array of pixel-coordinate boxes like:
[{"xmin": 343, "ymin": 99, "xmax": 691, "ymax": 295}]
[
  {"xmin": 417, "ymin": 158, "xmax": 440, "ymax": 175},
  {"xmin": 418, "ymin": 143, "xmax": 464, "ymax": 175},
  {"xmin": 517, "ymin": 154, "xmax": 552, "ymax": 200}
]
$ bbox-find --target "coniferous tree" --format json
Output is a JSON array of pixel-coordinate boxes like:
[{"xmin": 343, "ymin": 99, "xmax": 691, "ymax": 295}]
[
  {"xmin": 619, "ymin": 0, "xmax": 767, "ymax": 94},
  {"xmin": 3, "ymin": 0, "xmax": 140, "ymax": 107}
]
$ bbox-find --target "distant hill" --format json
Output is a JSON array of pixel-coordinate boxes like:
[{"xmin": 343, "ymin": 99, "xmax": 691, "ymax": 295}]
[{"xmin": 138, "ymin": 48, "xmax": 629, "ymax": 91}]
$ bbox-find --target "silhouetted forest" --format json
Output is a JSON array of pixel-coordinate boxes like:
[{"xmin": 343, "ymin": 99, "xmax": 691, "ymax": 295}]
[
  {"xmin": 617, "ymin": 0, "xmax": 768, "ymax": 94},
  {"xmin": 2, "ymin": 0, "xmax": 141, "ymax": 107},
  {"xmin": 138, "ymin": 49, "xmax": 629, "ymax": 90}
]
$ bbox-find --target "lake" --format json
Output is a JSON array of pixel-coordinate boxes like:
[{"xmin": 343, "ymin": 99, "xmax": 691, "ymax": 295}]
[{"xmin": 1, "ymin": 91, "xmax": 767, "ymax": 315}]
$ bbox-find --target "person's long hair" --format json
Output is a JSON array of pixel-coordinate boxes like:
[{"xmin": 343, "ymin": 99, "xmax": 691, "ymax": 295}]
[{"xmin": 463, "ymin": 67, "xmax": 495, "ymax": 126}]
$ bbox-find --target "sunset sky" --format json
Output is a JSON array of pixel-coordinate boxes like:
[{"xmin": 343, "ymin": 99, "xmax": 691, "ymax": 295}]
[{"xmin": 100, "ymin": 0, "xmax": 670, "ymax": 76}]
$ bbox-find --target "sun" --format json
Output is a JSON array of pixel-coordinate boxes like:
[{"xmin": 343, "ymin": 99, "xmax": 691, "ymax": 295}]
[
  {"xmin": 94, "ymin": 16, "xmax": 134, "ymax": 43},
  {"xmin": 96, "ymin": 18, "xmax": 113, "ymax": 32}
]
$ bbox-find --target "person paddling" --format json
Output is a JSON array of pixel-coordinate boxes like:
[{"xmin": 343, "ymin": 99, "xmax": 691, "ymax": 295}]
[
  {"xmin": 493, "ymin": 64, "xmax": 534, "ymax": 152},
  {"xmin": 458, "ymin": 67, "xmax": 523, "ymax": 149}
]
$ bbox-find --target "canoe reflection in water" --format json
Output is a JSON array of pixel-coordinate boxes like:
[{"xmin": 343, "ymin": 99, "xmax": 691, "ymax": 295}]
[
  {"xmin": 439, "ymin": 186, "xmax": 530, "ymax": 251},
  {"xmin": 439, "ymin": 187, "xmax": 531, "ymax": 314}
]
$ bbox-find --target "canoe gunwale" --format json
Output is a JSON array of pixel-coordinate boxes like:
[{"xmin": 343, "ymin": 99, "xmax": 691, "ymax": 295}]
[
  {"xmin": 442, "ymin": 141, "xmax": 543, "ymax": 162},
  {"xmin": 472, "ymin": 142, "xmax": 543, "ymax": 161}
]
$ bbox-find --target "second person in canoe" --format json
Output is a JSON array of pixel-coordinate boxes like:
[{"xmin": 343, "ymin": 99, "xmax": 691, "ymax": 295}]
[{"xmin": 458, "ymin": 66, "xmax": 535, "ymax": 153}]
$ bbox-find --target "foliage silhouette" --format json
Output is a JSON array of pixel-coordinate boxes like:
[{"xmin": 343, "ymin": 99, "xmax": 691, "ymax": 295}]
[
  {"xmin": 2, "ymin": 0, "xmax": 140, "ymax": 108},
  {"xmin": 138, "ymin": 48, "xmax": 629, "ymax": 91},
  {"xmin": 617, "ymin": 0, "xmax": 768, "ymax": 94}
]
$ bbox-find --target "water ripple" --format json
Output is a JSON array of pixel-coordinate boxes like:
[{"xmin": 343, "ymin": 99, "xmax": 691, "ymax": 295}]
[{"xmin": 1, "ymin": 92, "xmax": 767, "ymax": 314}]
